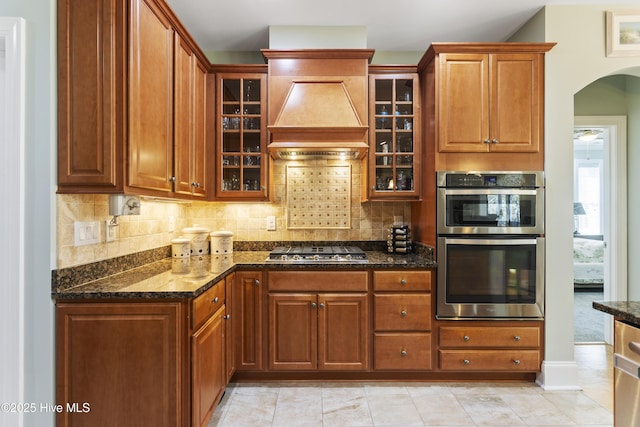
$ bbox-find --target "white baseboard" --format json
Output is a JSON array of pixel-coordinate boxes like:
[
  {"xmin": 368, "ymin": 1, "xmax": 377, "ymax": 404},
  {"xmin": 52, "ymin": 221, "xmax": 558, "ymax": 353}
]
[{"xmin": 535, "ymin": 360, "xmax": 582, "ymax": 390}]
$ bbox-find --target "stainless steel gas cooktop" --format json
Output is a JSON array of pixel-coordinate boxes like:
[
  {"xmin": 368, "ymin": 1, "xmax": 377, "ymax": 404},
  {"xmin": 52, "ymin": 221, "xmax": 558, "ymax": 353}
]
[{"xmin": 266, "ymin": 246, "xmax": 368, "ymax": 264}]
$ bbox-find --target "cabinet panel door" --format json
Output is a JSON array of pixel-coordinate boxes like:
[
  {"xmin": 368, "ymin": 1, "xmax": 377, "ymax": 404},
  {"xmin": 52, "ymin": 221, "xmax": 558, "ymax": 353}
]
[
  {"xmin": 489, "ymin": 53, "xmax": 541, "ymax": 153},
  {"xmin": 268, "ymin": 294, "xmax": 317, "ymax": 370},
  {"xmin": 233, "ymin": 271, "xmax": 263, "ymax": 370},
  {"xmin": 224, "ymin": 274, "xmax": 236, "ymax": 382},
  {"xmin": 318, "ymin": 293, "xmax": 369, "ymax": 370},
  {"xmin": 192, "ymin": 307, "xmax": 225, "ymax": 427},
  {"xmin": 438, "ymin": 53, "xmax": 489, "ymax": 153},
  {"xmin": 173, "ymin": 34, "xmax": 194, "ymax": 195},
  {"xmin": 191, "ymin": 59, "xmax": 209, "ymax": 198},
  {"xmin": 128, "ymin": 0, "xmax": 174, "ymax": 192},
  {"xmin": 56, "ymin": 302, "xmax": 184, "ymax": 427},
  {"xmin": 57, "ymin": 0, "xmax": 126, "ymax": 190}
]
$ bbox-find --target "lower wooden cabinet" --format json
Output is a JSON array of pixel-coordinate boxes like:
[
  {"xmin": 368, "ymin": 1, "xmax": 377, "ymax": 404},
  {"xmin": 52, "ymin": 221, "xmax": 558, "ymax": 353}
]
[
  {"xmin": 56, "ymin": 280, "xmax": 231, "ymax": 427},
  {"xmin": 191, "ymin": 279, "xmax": 227, "ymax": 427},
  {"xmin": 56, "ymin": 301, "xmax": 186, "ymax": 427},
  {"xmin": 268, "ymin": 293, "xmax": 369, "ymax": 371},
  {"xmin": 437, "ymin": 322, "xmax": 543, "ymax": 372},
  {"xmin": 267, "ymin": 271, "xmax": 369, "ymax": 371},
  {"xmin": 372, "ymin": 270, "xmax": 433, "ymax": 370},
  {"xmin": 233, "ymin": 270, "xmax": 264, "ymax": 371}
]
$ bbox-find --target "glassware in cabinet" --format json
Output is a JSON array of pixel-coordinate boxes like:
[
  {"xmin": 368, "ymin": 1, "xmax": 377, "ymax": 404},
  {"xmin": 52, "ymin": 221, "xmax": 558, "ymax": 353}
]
[
  {"xmin": 369, "ymin": 74, "xmax": 420, "ymax": 200},
  {"xmin": 217, "ymin": 74, "xmax": 267, "ymax": 200}
]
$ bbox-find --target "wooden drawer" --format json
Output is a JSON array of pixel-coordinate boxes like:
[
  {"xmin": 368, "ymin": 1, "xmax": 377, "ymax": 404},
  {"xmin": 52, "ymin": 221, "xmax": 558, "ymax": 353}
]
[
  {"xmin": 439, "ymin": 349, "xmax": 541, "ymax": 371},
  {"xmin": 373, "ymin": 270, "xmax": 431, "ymax": 291},
  {"xmin": 374, "ymin": 294, "xmax": 431, "ymax": 331},
  {"xmin": 439, "ymin": 326, "xmax": 541, "ymax": 348},
  {"xmin": 192, "ymin": 280, "xmax": 225, "ymax": 330},
  {"xmin": 374, "ymin": 333, "xmax": 432, "ymax": 370},
  {"xmin": 268, "ymin": 271, "xmax": 369, "ymax": 292}
]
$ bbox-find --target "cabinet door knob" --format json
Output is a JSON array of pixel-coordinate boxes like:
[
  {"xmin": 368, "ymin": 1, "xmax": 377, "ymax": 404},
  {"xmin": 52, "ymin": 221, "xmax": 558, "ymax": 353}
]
[
  {"xmin": 400, "ymin": 309, "xmax": 407, "ymax": 317},
  {"xmin": 513, "ymin": 359, "xmax": 521, "ymax": 365},
  {"xmin": 400, "ymin": 349, "xmax": 407, "ymax": 357},
  {"xmin": 223, "ymin": 314, "xmax": 231, "ymax": 320},
  {"xmin": 253, "ymin": 279, "xmax": 260, "ymax": 286},
  {"xmin": 319, "ymin": 302, "xmax": 325, "ymax": 309},
  {"xmin": 400, "ymin": 279, "xmax": 407, "ymax": 285},
  {"xmin": 212, "ymin": 297, "xmax": 219, "ymax": 303},
  {"xmin": 169, "ymin": 176, "xmax": 176, "ymax": 183},
  {"xmin": 463, "ymin": 359, "xmax": 470, "ymax": 365},
  {"xmin": 463, "ymin": 335, "xmax": 470, "ymax": 342},
  {"xmin": 311, "ymin": 302, "xmax": 317, "ymax": 308},
  {"xmin": 492, "ymin": 138, "xmax": 499, "ymax": 144},
  {"xmin": 514, "ymin": 335, "xmax": 521, "ymax": 342},
  {"xmin": 483, "ymin": 139, "xmax": 491, "ymax": 144}
]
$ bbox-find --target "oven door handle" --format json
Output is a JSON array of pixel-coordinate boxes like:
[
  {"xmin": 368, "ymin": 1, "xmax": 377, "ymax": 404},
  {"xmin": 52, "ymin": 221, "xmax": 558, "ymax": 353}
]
[
  {"xmin": 443, "ymin": 237, "xmax": 540, "ymax": 246},
  {"xmin": 440, "ymin": 188, "xmax": 539, "ymax": 196}
]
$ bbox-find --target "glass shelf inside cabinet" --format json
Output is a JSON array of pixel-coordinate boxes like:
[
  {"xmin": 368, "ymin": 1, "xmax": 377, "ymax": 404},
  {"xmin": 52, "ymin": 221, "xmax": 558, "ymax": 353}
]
[
  {"xmin": 373, "ymin": 77, "xmax": 415, "ymax": 193},
  {"xmin": 220, "ymin": 77, "xmax": 264, "ymax": 195}
]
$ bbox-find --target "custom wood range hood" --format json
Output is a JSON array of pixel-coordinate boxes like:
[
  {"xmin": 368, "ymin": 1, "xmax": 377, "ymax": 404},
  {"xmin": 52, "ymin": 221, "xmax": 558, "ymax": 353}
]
[{"xmin": 262, "ymin": 49, "xmax": 374, "ymax": 159}]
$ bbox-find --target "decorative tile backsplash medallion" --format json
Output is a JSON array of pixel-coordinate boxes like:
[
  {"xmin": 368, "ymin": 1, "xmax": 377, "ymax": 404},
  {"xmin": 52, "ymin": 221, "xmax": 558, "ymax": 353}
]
[{"xmin": 286, "ymin": 165, "xmax": 351, "ymax": 229}]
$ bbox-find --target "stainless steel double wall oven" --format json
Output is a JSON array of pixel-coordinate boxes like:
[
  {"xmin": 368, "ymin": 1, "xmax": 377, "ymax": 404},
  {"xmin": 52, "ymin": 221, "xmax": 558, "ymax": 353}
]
[{"xmin": 436, "ymin": 171, "xmax": 545, "ymax": 319}]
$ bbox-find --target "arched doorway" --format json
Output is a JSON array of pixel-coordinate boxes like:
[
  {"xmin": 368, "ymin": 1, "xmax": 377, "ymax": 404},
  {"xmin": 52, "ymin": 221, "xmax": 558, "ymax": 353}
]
[{"xmin": 572, "ymin": 113, "xmax": 628, "ymax": 345}]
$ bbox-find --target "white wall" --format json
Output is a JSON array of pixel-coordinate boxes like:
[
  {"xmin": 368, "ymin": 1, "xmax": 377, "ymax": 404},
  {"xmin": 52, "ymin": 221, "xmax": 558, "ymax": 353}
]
[
  {"xmin": 513, "ymin": 4, "xmax": 640, "ymax": 388},
  {"xmin": 0, "ymin": 1, "xmax": 55, "ymax": 426}
]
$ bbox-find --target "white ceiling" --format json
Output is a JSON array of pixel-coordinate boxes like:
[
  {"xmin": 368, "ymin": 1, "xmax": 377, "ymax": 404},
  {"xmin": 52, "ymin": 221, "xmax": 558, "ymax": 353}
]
[{"xmin": 165, "ymin": 0, "xmax": 627, "ymax": 53}]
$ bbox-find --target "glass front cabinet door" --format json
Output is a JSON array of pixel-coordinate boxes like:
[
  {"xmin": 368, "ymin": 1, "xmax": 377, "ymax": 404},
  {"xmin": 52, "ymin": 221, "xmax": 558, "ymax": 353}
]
[
  {"xmin": 216, "ymin": 73, "xmax": 268, "ymax": 200},
  {"xmin": 368, "ymin": 73, "xmax": 421, "ymax": 200}
]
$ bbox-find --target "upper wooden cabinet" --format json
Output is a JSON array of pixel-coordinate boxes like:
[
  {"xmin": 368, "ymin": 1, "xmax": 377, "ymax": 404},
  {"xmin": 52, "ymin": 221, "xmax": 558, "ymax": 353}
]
[
  {"xmin": 57, "ymin": 0, "xmax": 212, "ymax": 198},
  {"xmin": 368, "ymin": 69, "xmax": 421, "ymax": 201},
  {"xmin": 419, "ymin": 43, "xmax": 554, "ymax": 172},
  {"xmin": 128, "ymin": 0, "xmax": 174, "ymax": 193},
  {"xmin": 437, "ymin": 52, "xmax": 543, "ymax": 153},
  {"xmin": 213, "ymin": 70, "xmax": 268, "ymax": 201}
]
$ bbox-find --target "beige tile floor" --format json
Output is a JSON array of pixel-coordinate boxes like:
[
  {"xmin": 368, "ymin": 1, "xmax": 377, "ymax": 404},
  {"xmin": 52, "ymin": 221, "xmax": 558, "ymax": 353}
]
[{"xmin": 208, "ymin": 344, "xmax": 614, "ymax": 427}]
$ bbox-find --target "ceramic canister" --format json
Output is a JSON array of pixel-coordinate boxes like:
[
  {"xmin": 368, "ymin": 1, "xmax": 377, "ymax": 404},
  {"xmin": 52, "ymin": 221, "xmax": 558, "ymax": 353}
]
[
  {"xmin": 210, "ymin": 229, "xmax": 234, "ymax": 255},
  {"xmin": 182, "ymin": 225, "xmax": 211, "ymax": 255},
  {"xmin": 171, "ymin": 237, "xmax": 191, "ymax": 258}
]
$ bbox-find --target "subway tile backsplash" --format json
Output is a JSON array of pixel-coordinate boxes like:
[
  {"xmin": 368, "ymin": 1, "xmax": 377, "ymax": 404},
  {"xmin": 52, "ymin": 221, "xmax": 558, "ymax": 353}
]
[{"xmin": 56, "ymin": 160, "xmax": 411, "ymax": 268}]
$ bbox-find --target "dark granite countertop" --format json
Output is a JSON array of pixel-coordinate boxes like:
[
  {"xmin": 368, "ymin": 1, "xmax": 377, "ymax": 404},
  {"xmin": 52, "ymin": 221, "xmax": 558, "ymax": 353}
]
[
  {"xmin": 52, "ymin": 250, "xmax": 437, "ymax": 300},
  {"xmin": 593, "ymin": 301, "xmax": 640, "ymax": 328}
]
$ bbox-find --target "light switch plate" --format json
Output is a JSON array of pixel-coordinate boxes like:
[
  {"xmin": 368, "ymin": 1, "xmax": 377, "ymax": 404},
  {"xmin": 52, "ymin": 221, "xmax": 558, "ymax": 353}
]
[
  {"xmin": 74, "ymin": 221, "xmax": 100, "ymax": 246},
  {"xmin": 266, "ymin": 216, "xmax": 276, "ymax": 231},
  {"xmin": 105, "ymin": 220, "xmax": 117, "ymax": 242}
]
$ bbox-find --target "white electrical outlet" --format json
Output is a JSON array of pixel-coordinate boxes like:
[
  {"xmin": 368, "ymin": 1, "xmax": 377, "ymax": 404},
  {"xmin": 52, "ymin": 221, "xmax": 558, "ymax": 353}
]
[
  {"xmin": 74, "ymin": 221, "xmax": 100, "ymax": 246},
  {"xmin": 266, "ymin": 216, "xmax": 276, "ymax": 231},
  {"xmin": 168, "ymin": 216, "xmax": 175, "ymax": 232},
  {"xmin": 105, "ymin": 220, "xmax": 117, "ymax": 242}
]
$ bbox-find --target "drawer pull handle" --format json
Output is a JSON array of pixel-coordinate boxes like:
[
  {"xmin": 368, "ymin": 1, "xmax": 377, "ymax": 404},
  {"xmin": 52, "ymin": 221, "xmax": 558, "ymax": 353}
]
[
  {"xmin": 311, "ymin": 302, "xmax": 317, "ymax": 308},
  {"xmin": 400, "ymin": 279, "xmax": 407, "ymax": 285},
  {"xmin": 463, "ymin": 359, "xmax": 470, "ymax": 365},
  {"xmin": 400, "ymin": 349, "xmax": 407, "ymax": 357},
  {"xmin": 254, "ymin": 279, "xmax": 260, "ymax": 286},
  {"xmin": 463, "ymin": 335, "xmax": 470, "ymax": 342},
  {"xmin": 514, "ymin": 336, "xmax": 521, "ymax": 342},
  {"xmin": 629, "ymin": 342, "xmax": 640, "ymax": 355},
  {"xmin": 513, "ymin": 359, "xmax": 521, "ymax": 365},
  {"xmin": 400, "ymin": 310, "xmax": 407, "ymax": 317},
  {"xmin": 212, "ymin": 297, "xmax": 219, "ymax": 303}
]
